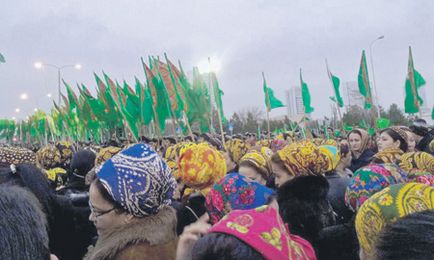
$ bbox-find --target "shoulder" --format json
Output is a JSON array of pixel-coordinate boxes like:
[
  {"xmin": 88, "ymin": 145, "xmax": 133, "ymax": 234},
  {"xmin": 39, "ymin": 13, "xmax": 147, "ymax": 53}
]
[{"xmin": 114, "ymin": 240, "xmax": 177, "ymax": 260}]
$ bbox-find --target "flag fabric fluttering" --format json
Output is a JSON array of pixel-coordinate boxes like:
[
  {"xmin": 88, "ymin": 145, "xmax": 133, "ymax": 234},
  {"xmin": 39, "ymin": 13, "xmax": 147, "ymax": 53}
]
[
  {"xmin": 300, "ymin": 69, "xmax": 314, "ymax": 114},
  {"xmin": 262, "ymin": 72, "xmax": 284, "ymax": 112},
  {"xmin": 404, "ymin": 46, "xmax": 426, "ymax": 114},
  {"xmin": 0, "ymin": 53, "xmax": 5, "ymax": 63},
  {"xmin": 357, "ymin": 50, "xmax": 373, "ymax": 110},
  {"xmin": 326, "ymin": 61, "xmax": 344, "ymax": 108}
]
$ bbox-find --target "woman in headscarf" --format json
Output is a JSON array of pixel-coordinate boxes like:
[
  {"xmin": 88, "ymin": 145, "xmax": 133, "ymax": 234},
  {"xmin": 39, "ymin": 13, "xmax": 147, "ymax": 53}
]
[
  {"xmin": 271, "ymin": 141, "xmax": 329, "ymax": 187},
  {"xmin": 177, "ymin": 205, "xmax": 316, "ymax": 260},
  {"xmin": 238, "ymin": 150, "xmax": 272, "ymax": 186},
  {"xmin": 85, "ymin": 143, "xmax": 177, "ymax": 260},
  {"xmin": 205, "ymin": 172, "xmax": 274, "ymax": 224},
  {"xmin": 355, "ymin": 183, "xmax": 434, "ymax": 260},
  {"xmin": 0, "ymin": 146, "xmax": 36, "ymax": 167},
  {"xmin": 399, "ymin": 151, "xmax": 434, "ymax": 186},
  {"xmin": 347, "ymin": 128, "xmax": 375, "ymax": 172},
  {"xmin": 400, "ymin": 126, "xmax": 417, "ymax": 152},
  {"xmin": 224, "ymin": 139, "xmax": 250, "ymax": 173},
  {"xmin": 345, "ymin": 163, "xmax": 408, "ymax": 212},
  {"xmin": 377, "ymin": 126, "xmax": 409, "ymax": 152}
]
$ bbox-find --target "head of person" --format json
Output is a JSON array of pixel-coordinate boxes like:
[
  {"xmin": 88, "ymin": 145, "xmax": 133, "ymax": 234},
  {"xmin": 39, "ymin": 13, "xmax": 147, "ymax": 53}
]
[
  {"xmin": 277, "ymin": 175, "xmax": 336, "ymax": 244},
  {"xmin": 356, "ymin": 183, "xmax": 434, "ymax": 260},
  {"xmin": 192, "ymin": 205, "xmax": 316, "ymax": 260},
  {"xmin": 401, "ymin": 127, "xmax": 416, "ymax": 152},
  {"xmin": 409, "ymin": 119, "xmax": 429, "ymax": 143},
  {"xmin": 375, "ymin": 210, "xmax": 434, "ymax": 260},
  {"xmin": 399, "ymin": 151, "xmax": 434, "ymax": 174},
  {"xmin": 205, "ymin": 172, "xmax": 274, "ymax": 224},
  {"xmin": 378, "ymin": 127, "xmax": 408, "ymax": 152},
  {"xmin": 0, "ymin": 186, "xmax": 50, "ymax": 260},
  {"xmin": 318, "ymin": 145, "xmax": 341, "ymax": 174},
  {"xmin": 272, "ymin": 141, "xmax": 329, "ymax": 187},
  {"xmin": 371, "ymin": 147, "xmax": 404, "ymax": 164},
  {"xmin": 0, "ymin": 146, "xmax": 36, "ymax": 168},
  {"xmin": 69, "ymin": 149, "xmax": 96, "ymax": 185},
  {"xmin": 224, "ymin": 139, "xmax": 250, "ymax": 172},
  {"xmin": 348, "ymin": 129, "xmax": 369, "ymax": 155},
  {"xmin": 89, "ymin": 143, "xmax": 177, "ymax": 236},
  {"xmin": 345, "ymin": 163, "xmax": 408, "ymax": 212},
  {"xmin": 177, "ymin": 143, "xmax": 226, "ymax": 197},
  {"xmin": 239, "ymin": 151, "xmax": 272, "ymax": 186}
]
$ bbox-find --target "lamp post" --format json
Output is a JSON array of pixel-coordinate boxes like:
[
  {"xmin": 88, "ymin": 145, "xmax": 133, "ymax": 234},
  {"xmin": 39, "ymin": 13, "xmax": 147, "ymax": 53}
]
[
  {"xmin": 369, "ymin": 35, "xmax": 384, "ymax": 117},
  {"xmin": 34, "ymin": 62, "xmax": 81, "ymax": 104}
]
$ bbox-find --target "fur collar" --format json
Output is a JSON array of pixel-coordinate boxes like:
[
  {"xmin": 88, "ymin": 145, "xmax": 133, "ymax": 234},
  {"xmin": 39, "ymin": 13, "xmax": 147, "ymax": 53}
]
[{"xmin": 84, "ymin": 206, "xmax": 177, "ymax": 260}]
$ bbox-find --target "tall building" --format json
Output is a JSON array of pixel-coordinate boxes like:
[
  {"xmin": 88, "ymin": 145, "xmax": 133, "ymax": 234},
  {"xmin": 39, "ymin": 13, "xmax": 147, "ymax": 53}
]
[
  {"xmin": 285, "ymin": 86, "xmax": 304, "ymax": 120},
  {"xmin": 343, "ymin": 81, "xmax": 364, "ymax": 111}
]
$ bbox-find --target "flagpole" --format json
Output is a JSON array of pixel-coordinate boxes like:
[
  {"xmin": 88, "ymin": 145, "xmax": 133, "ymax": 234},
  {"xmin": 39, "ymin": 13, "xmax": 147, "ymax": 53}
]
[
  {"xmin": 325, "ymin": 59, "xmax": 344, "ymax": 131},
  {"xmin": 262, "ymin": 72, "xmax": 271, "ymax": 142},
  {"xmin": 209, "ymin": 57, "xmax": 226, "ymax": 146}
]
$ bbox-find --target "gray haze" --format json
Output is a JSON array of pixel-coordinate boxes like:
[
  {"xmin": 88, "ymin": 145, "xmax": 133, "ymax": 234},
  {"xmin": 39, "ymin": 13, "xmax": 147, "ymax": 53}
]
[{"xmin": 0, "ymin": 0, "xmax": 433, "ymax": 120}]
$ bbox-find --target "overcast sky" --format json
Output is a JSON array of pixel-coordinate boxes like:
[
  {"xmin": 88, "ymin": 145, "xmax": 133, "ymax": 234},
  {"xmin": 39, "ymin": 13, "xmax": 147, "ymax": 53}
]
[{"xmin": 0, "ymin": 0, "xmax": 433, "ymax": 120}]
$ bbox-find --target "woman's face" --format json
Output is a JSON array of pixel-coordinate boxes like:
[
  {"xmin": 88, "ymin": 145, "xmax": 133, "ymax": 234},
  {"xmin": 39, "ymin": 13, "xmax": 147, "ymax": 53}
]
[
  {"xmin": 239, "ymin": 165, "xmax": 266, "ymax": 186},
  {"xmin": 89, "ymin": 183, "xmax": 129, "ymax": 235},
  {"xmin": 223, "ymin": 152, "xmax": 236, "ymax": 173},
  {"xmin": 272, "ymin": 162, "xmax": 293, "ymax": 188},
  {"xmin": 405, "ymin": 131, "xmax": 416, "ymax": 152},
  {"xmin": 348, "ymin": 133, "xmax": 363, "ymax": 152},
  {"xmin": 377, "ymin": 132, "xmax": 400, "ymax": 151}
]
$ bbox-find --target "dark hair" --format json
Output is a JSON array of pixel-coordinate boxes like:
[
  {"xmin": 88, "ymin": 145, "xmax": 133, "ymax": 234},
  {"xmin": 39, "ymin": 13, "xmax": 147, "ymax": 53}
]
[
  {"xmin": 271, "ymin": 153, "xmax": 288, "ymax": 173},
  {"xmin": 0, "ymin": 186, "xmax": 50, "ymax": 260},
  {"xmin": 70, "ymin": 149, "xmax": 96, "ymax": 177},
  {"xmin": 91, "ymin": 178, "xmax": 124, "ymax": 213},
  {"xmin": 375, "ymin": 210, "xmax": 434, "ymax": 260},
  {"xmin": 380, "ymin": 128, "xmax": 408, "ymax": 152},
  {"xmin": 0, "ymin": 164, "xmax": 54, "ymax": 217},
  {"xmin": 192, "ymin": 233, "xmax": 264, "ymax": 260},
  {"xmin": 339, "ymin": 143, "xmax": 350, "ymax": 158},
  {"xmin": 277, "ymin": 175, "xmax": 336, "ymax": 246}
]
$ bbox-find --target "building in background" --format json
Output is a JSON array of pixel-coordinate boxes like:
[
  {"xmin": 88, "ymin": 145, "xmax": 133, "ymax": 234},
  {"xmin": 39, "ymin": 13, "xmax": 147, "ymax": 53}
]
[{"xmin": 285, "ymin": 86, "xmax": 304, "ymax": 121}]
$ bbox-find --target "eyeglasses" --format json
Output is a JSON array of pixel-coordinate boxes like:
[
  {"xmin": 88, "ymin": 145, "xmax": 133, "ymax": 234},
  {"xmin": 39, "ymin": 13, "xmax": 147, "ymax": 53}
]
[{"xmin": 89, "ymin": 201, "xmax": 116, "ymax": 218}]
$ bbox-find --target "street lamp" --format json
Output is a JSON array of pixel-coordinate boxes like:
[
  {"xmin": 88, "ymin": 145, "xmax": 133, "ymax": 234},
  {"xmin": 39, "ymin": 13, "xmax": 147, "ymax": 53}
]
[
  {"xmin": 34, "ymin": 62, "xmax": 82, "ymax": 104},
  {"xmin": 20, "ymin": 93, "xmax": 28, "ymax": 100},
  {"xmin": 369, "ymin": 35, "xmax": 384, "ymax": 117}
]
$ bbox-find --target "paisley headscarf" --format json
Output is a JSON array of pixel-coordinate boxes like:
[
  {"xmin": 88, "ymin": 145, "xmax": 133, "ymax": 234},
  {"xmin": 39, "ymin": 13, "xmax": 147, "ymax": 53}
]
[
  {"xmin": 239, "ymin": 151, "xmax": 272, "ymax": 180},
  {"xmin": 55, "ymin": 141, "xmax": 75, "ymax": 169},
  {"xmin": 177, "ymin": 143, "xmax": 226, "ymax": 195},
  {"xmin": 399, "ymin": 151, "xmax": 434, "ymax": 174},
  {"xmin": 205, "ymin": 173, "xmax": 274, "ymax": 224},
  {"xmin": 277, "ymin": 141, "xmax": 329, "ymax": 176},
  {"xmin": 209, "ymin": 205, "xmax": 316, "ymax": 260},
  {"xmin": 355, "ymin": 183, "xmax": 434, "ymax": 256},
  {"xmin": 96, "ymin": 143, "xmax": 176, "ymax": 217},
  {"xmin": 345, "ymin": 163, "xmax": 408, "ymax": 212},
  {"xmin": 36, "ymin": 145, "xmax": 62, "ymax": 170},
  {"xmin": 95, "ymin": 146, "xmax": 121, "ymax": 166},
  {"xmin": 225, "ymin": 139, "xmax": 250, "ymax": 165},
  {"xmin": 372, "ymin": 147, "xmax": 404, "ymax": 164}
]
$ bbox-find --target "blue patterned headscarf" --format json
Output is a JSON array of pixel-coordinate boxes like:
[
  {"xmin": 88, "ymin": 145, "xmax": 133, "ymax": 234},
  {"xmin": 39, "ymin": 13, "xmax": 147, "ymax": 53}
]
[
  {"xmin": 205, "ymin": 172, "xmax": 275, "ymax": 224},
  {"xmin": 96, "ymin": 143, "xmax": 176, "ymax": 217}
]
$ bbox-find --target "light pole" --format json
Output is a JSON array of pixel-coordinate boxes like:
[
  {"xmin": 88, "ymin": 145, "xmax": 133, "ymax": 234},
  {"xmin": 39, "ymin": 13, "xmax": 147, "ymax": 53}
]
[
  {"xmin": 369, "ymin": 35, "xmax": 384, "ymax": 117},
  {"xmin": 34, "ymin": 62, "xmax": 82, "ymax": 104}
]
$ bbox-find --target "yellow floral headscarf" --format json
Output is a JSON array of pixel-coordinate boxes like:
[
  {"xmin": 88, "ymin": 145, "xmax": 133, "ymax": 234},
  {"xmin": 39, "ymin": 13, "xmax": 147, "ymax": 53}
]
[
  {"xmin": 318, "ymin": 145, "xmax": 341, "ymax": 171},
  {"xmin": 178, "ymin": 143, "xmax": 226, "ymax": 195},
  {"xmin": 373, "ymin": 147, "xmax": 404, "ymax": 164},
  {"xmin": 277, "ymin": 141, "xmax": 329, "ymax": 176},
  {"xmin": 356, "ymin": 183, "xmax": 434, "ymax": 257},
  {"xmin": 239, "ymin": 151, "xmax": 272, "ymax": 179},
  {"xmin": 225, "ymin": 139, "xmax": 250, "ymax": 165},
  {"xmin": 95, "ymin": 146, "xmax": 121, "ymax": 166},
  {"xmin": 399, "ymin": 152, "xmax": 434, "ymax": 174},
  {"xmin": 37, "ymin": 145, "xmax": 62, "ymax": 169}
]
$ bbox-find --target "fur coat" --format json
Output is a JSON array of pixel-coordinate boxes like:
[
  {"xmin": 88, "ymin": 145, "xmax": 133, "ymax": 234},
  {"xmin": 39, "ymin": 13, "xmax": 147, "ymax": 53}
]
[{"xmin": 84, "ymin": 206, "xmax": 177, "ymax": 260}]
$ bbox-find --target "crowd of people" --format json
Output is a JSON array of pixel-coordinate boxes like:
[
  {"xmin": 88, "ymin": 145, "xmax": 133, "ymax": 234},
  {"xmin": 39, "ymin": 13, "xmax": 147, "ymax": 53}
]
[{"xmin": 0, "ymin": 118, "xmax": 433, "ymax": 260}]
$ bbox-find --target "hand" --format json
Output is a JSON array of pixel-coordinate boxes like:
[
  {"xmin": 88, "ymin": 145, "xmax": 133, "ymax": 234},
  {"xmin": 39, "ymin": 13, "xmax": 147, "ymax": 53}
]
[{"xmin": 176, "ymin": 213, "xmax": 211, "ymax": 260}]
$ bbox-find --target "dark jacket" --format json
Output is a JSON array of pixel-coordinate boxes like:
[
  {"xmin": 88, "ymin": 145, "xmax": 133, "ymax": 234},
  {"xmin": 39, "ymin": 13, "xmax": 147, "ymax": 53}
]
[
  {"xmin": 349, "ymin": 149, "xmax": 375, "ymax": 173},
  {"xmin": 325, "ymin": 172, "xmax": 354, "ymax": 224},
  {"xmin": 84, "ymin": 206, "xmax": 177, "ymax": 260}
]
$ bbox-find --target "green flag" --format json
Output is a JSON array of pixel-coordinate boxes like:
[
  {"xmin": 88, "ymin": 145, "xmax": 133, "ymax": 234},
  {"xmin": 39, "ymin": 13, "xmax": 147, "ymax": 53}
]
[
  {"xmin": 0, "ymin": 53, "xmax": 5, "ymax": 63},
  {"xmin": 63, "ymin": 80, "xmax": 78, "ymax": 113},
  {"xmin": 262, "ymin": 72, "xmax": 284, "ymax": 112},
  {"xmin": 135, "ymin": 77, "xmax": 154, "ymax": 125},
  {"xmin": 358, "ymin": 50, "xmax": 373, "ymax": 110},
  {"xmin": 404, "ymin": 46, "xmax": 426, "ymax": 114},
  {"xmin": 431, "ymin": 105, "xmax": 434, "ymax": 119},
  {"xmin": 376, "ymin": 118, "xmax": 390, "ymax": 129},
  {"xmin": 326, "ymin": 61, "xmax": 344, "ymax": 107},
  {"xmin": 211, "ymin": 72, "xmax": 227, "ymax": 123},
  {"xmin": 299, "ymin": 69, "xmax": 314, "ymax": 114}
]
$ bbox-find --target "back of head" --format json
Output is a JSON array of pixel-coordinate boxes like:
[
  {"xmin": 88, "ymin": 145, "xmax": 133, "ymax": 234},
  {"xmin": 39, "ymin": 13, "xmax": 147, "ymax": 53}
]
[
  {"xmin": 70, "ymin": 149, "xmax": 96, "ymax": 179},
  {"xmin": 0, "ymin": 186, "xmax": 50, "ymax": 260},
  {"xmin": 192, "ymin": 233, "xmax": 264, "ymax": 260},
  {"xmin": 376, "ymin": 210, "xmax": 434, "ymax": 260}
]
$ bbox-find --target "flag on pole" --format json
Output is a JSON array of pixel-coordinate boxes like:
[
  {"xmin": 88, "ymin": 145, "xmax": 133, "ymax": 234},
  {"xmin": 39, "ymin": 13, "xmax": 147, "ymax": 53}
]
[
  {"xmin": 404, "ymin": 46, "xmax": 426, "ymax": 114},
  {"xmin": 358, "ymin": 50, "xmax": 373, "ymax": 110},
  {"xmin": 300, "ymin": 69, "xmax": 314, "ymax": 114},
  {"xmin": 262, "ymin": 72, "xmax": 284, "ymax": 112},
  {"xmin": 211, "ymin": 72, "xmax": 226, "ymax": 123},
  {"xmin": 0, "ymin": 53, "xmax": 5, "ymax": 63},
  {"xmin": 326, "ymin": 61, "xmax": 344, "ymax": 107}
]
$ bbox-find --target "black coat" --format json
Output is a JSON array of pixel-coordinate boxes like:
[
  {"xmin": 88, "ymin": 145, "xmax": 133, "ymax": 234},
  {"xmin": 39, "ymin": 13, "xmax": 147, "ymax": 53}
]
[
  {"xmin": 325, "ymin": 172, "xmax": 354, "ymax": 224},
  {"xmin": 49, "ymin": 195, "xmax": 96, "ymax": 260},
  {"xmin": 349, "ymin": 149, "xmax": 375, "ymax": 173}
]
